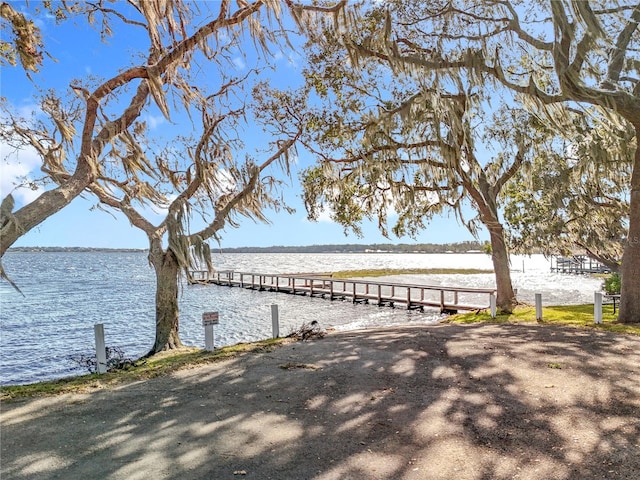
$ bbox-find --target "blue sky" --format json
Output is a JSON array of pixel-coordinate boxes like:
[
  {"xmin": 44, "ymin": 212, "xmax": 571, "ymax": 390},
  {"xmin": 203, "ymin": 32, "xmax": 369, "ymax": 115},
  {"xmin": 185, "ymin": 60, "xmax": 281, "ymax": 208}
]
[{"xmin": 1, "ymin": 2, "xmax": 482, "ymax": 249}]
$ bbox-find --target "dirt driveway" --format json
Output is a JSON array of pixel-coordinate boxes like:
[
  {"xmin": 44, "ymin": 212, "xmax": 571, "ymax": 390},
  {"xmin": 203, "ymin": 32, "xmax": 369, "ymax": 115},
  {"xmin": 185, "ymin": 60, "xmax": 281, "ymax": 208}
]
[{"xmin": 1, "ymin": 323, "xmax": 639, "ymax": 480}]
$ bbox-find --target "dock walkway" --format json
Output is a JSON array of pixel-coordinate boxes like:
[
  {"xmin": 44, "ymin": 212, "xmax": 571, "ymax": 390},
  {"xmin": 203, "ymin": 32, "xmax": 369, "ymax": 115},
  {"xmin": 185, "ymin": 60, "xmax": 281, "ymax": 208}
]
[
  {"xmin": 189, "ymin": 270, "xmax": 497, "ymax": 316},
  {"xmin": 550, "ymin": 255, "xmax": 611, "ymax": 274}
]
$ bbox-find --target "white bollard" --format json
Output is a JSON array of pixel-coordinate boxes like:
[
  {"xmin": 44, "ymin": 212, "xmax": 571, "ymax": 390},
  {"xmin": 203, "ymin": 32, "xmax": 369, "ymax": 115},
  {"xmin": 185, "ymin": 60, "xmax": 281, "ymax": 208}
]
[
  {"xmin": 204, "ymin": 324, "xmax": 215, "ymax": 351},
  {"xmin": 535, "ymin": 293, "xmax": 543, "ymax": 321},
  {"xmin": 490, "ymin": 294, "xmax": 497, "ymax": 318},
  {"xmin": 94, "ymin": 323, "xmax": 107, "ymax": 374},
  {"xmin": 202, "ymin": 311, "xmax": 219, "ymax": 351},
  {"xmin": 594, "ymin": 291, "xmax": 603, "ymax": 324},
  {"xmin": 271, "ymin": 304, "xmax": 280, "ymax": 338}
]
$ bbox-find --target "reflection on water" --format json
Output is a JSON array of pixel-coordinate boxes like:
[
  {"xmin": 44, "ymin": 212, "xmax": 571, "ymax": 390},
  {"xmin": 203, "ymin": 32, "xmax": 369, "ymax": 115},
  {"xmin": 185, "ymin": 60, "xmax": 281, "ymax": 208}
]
[{"xmin": 0, "ymin": 252, "xmax": 602, "ymax": 385}]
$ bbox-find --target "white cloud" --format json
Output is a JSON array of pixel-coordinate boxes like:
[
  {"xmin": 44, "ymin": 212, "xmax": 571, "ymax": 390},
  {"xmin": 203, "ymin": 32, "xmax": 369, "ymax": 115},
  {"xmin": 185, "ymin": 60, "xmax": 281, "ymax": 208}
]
[
  {"xmin": 273, "ymin": 49, "xmax": 301, "ymax": 69},
  {"xmin": 16, "ymin": 102, "xmax": 41, "ymax": 119},
  {"xmin": 233, "ymin": 56, "xmax": 247, "ymax": 70},
  {"xmin": 309, "ymin": 205, "xmax": 333, "ymax": 223},
  {"xmin": 140, "ymin": 193, "xmax": 176, "ymax": 218},
  {"xmin": 286, "ymin": 51, "xmax": 301, "ymax": 68},
  {"xmin": 146, "ymin": 114, "xmax": 165, "ymax": 129},
  {"xmin": 0, "ymin": 142, "xmax": 45, "ymax": 205}
]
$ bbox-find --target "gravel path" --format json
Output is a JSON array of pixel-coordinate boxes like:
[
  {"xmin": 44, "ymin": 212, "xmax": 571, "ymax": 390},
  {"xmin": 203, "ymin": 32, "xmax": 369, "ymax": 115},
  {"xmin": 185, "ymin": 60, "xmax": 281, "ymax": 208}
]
[{"xmin": 2, "ymin": 323, "xmax": 639, "ymax": 480}]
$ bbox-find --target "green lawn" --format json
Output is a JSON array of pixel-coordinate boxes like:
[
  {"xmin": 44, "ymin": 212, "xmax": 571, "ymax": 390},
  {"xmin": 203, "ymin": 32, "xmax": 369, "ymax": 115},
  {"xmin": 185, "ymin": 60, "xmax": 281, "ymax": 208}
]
[
  {"xmin": 330, "ymin": 268, "xmax": 492, "ymax": 278},
  {"xmin": 446, "ymin": 303, "xmax": 640, "ymax": 335},
  {"xmin": 0, "ymin": 338, "xmax": 289, "ymax": 401}
]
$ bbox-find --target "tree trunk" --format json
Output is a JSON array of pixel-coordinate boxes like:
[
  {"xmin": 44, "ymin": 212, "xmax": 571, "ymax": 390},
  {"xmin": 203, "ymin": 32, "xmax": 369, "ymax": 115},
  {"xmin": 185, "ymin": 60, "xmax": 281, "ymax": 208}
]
[
  {"xmin": 488, "ymin": 223, "xmax": 517, "ymax": 314},
  {"xmin": 618, "ymin": 127, "xmax": 640, "ymax": 323},
  {"xmin": 148, "ymin": 248, "xmax": 184, "ymax": 354}
]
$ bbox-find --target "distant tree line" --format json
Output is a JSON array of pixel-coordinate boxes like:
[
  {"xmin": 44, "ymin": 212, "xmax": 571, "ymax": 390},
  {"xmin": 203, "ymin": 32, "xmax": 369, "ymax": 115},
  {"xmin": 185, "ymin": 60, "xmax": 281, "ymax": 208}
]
[
  {"xmin": 217, "ymin": 241, "xmax": 488, "ymax": 254},
  {"xmin": 8, "ymin": 247, "xmax": 145, "ymax": 253}
]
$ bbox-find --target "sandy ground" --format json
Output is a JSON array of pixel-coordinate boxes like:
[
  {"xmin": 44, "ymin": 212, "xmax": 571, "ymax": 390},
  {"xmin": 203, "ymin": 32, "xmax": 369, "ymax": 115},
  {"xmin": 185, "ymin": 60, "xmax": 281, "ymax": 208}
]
[{"xmin": 1, "ymin": 323, "xmax": 639, "ymax": 480}]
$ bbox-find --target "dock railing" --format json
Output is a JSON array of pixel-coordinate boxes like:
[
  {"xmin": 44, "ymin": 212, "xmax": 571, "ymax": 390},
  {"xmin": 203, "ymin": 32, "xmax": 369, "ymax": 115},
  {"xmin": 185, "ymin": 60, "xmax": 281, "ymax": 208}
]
[{"xmin": 188, "ymin": 270, "xmax": 497, "ymax": 317}]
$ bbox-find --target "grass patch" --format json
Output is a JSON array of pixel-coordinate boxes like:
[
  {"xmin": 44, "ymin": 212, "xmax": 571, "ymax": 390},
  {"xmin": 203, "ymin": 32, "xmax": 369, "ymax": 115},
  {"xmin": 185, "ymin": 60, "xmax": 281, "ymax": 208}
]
[
  {"xmin": 0, "ymin": 338, "xmax": 291, "ymax": 402},
  {"xmin": 330, "ymin": 268, "xmax": 492, "ymax": 278},
  {"xmin": 445, "ymin": 304, "xmax": 640, "ymax": 335}
]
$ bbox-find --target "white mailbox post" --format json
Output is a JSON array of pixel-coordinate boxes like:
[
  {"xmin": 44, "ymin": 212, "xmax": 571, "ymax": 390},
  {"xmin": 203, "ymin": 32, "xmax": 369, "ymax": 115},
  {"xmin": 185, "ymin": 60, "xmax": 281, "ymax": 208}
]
[{"xmin": 202, "ymin": 312, "xmax": 219, "ymax": 351}]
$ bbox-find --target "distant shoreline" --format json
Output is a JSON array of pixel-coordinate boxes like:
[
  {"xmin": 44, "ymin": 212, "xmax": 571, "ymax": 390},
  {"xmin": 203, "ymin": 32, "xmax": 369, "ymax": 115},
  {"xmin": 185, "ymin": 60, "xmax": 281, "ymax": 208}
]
[
  {"xmin": 7, "ymin": 247, "xmax": 147, "ymax": 253},
  {"xmin": 8, "ymin": 241, "xmax": 489, "ymax": 255}
]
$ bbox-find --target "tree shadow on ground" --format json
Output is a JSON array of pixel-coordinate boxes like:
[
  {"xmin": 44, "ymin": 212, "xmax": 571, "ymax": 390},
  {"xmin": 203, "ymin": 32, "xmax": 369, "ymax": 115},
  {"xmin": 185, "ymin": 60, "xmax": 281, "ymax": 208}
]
[{"xmin": 1, "ymin": 323, "xmax": 639, "ymax": 480}]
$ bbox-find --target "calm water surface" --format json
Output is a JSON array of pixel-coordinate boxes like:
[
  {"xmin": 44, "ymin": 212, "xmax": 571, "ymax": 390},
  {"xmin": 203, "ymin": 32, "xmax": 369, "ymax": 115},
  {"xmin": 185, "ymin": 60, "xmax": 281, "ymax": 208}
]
[{"xmin": 0, "ymin": 252, "xmax": 601, "ymax": 385}]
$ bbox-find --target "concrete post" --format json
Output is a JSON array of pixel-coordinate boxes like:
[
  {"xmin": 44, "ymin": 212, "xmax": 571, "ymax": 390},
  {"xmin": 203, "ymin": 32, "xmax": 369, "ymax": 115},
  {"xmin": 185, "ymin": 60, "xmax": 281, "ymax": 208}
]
[
  {"xmin": 535, "ymin": 293, "xmax": 543, "ymax": 321},
  {"xmin": 490, "ymin": 294, "xmax": 497, "ymax": 318},
  {"xmin": 594, "ymin": 291, "xmax": 603, "ymax": 324},
  {"xmin": 204, "ymin": 324, "xmax": 215, "ymax": 351},
  {"xmin": 94, "ymin": 323, "xmax": 107, "ymax": 374},
  {"xmin": 271, "ymin": 304, "xmax": 280, "ymax": 338}
]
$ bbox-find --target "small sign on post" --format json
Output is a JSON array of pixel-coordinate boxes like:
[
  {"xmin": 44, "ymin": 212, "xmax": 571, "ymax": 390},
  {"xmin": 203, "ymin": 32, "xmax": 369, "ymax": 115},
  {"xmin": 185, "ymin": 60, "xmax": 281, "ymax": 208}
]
[
  {"xmin": 202, "ymin": 311, "xmax": 219, "ymax": 351},
  {"xmin": 202, "ymin": 311, "xmax": 219, "ymax": 326}
]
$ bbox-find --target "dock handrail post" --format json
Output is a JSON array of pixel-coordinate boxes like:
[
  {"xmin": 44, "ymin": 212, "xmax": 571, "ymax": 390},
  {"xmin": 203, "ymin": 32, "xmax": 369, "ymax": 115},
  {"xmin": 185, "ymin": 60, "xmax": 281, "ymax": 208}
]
[
  {"xmin": 377, "ymin": 284, "xmax": 382, "ymax": 305},
  {"xmin": 271, "ymin": 304, "xmax": 280, "ymax": 338},
  {"xmin": 440, "ymin": 290, "xmax": 445, "ymax": 310},
  {"xmin": 535, "ymin": 293, "xmax": 543, "ymax": 321},
  {"xmin": 330, "ymin": 280, "xmax": 334, "ymax": 300},
  {"xmin": 352, "ymin": 282, "xmax": 357, "ymax": 303},
  {"xmin": 490, "ymin": 293, "xmax": 497, "ymax": 318},
  {"xmin": 406, "ymin": 287, "xmax": 411, "ymax": 309},
  {"xmin": 94, "ymin": 323, "xmax": 107, "ymax": 374},
  {"xmin": 594, "ymin": 291, "xmax": 603, "ymax": 324}
]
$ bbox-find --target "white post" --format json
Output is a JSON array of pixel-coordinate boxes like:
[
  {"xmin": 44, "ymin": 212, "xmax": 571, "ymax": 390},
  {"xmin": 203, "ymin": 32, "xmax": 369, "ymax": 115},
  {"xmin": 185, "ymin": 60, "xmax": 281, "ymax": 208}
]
[
  {"xmin": 204, "ymin": 324, "xmax": 215, "ymax": 351},
  {"xmin": 271, "ymin": 304, "xmax": 280, "ymax": 338},
  {"xmin": 535, "ymin": 293, "xmax": 543, "ymax": 321},
  {"xmin": 94, "ymin": 323, "xmax": 107, "ymax": 374},
  {"xmin": 490, "ymin": 293, "xmax": 497, "ymax": 318},
  {"xmin": 594, "ymin": 291, "xmax": 603, "ymax": 324},
  {"xmin": 202, "ymin": 311, "xmax": 219, "ymax": 351}
]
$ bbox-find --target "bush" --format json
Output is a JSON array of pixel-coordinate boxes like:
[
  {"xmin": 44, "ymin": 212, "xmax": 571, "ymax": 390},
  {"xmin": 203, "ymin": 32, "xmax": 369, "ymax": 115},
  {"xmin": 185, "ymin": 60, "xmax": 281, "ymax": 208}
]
[
  {"xmin": 603, "ymin": 273, "xmax": 621, "ymax": 295},
  {"xmin": 69, "ymin": 346, "xmax": 137, "ymax": 373}
]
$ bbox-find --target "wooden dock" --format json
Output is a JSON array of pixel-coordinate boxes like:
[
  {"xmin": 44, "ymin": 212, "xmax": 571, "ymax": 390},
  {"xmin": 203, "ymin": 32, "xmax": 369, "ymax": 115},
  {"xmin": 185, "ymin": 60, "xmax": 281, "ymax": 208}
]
[
  {"xmin": 550, "ymin": 255, "xmax": 611, "ymax": 274},
  {"xmin": 188, "ymin": 270, "xmax": 497, "ymax": 316}
]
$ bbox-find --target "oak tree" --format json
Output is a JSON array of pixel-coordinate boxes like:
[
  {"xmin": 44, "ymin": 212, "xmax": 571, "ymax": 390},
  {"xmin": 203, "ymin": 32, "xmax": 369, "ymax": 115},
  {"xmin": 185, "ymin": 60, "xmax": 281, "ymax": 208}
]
[
  {"xmin": 0, "ymin": 0, "xmax": 322, "ymax": 353},
  {"xmin": 504, "ymin": 110, "xmax": 631, "ymax": 271},
  {"xmin": 320, "ymin": 0, "xmax": 640, "ymax": 322}
]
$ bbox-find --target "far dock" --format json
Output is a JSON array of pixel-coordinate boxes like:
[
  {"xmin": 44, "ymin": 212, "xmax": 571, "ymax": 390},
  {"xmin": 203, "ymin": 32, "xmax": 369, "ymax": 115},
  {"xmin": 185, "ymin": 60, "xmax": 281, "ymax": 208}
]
[
  {"xmin": 550, "ymin": 255, "xmax": 611, "ymax": 274},
  {"xmin": 188, "ymin": 270, "xmax": 497, "ymax": 316}
]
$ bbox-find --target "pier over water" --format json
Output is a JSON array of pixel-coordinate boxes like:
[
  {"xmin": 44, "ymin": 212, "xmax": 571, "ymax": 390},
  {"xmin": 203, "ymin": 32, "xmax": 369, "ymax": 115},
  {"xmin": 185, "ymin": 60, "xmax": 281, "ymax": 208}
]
[{"xmin": 189, "ymin": 270, "xmax": 497, "ymax": 316}]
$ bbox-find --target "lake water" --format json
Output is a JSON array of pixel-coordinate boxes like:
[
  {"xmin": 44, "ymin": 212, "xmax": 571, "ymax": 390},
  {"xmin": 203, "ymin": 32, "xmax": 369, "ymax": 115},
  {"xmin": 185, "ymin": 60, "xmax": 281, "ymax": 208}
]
[{"xmin": 0, "ymin": 252, "xmax": 602, "ymax": 385}]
